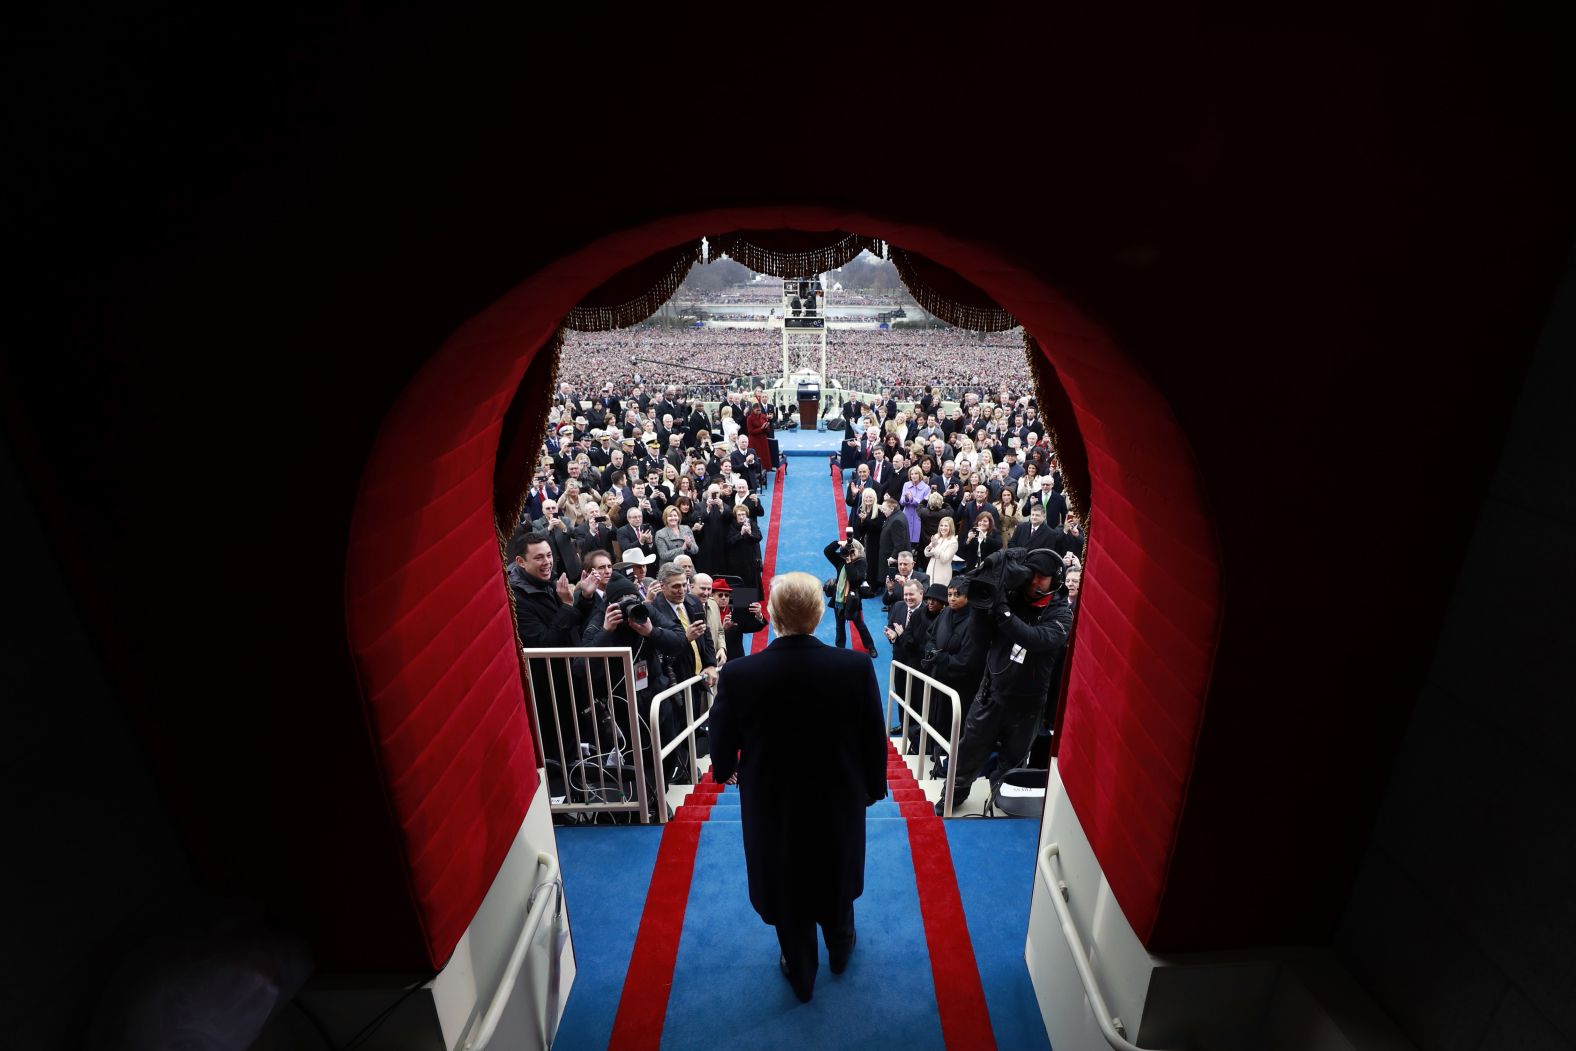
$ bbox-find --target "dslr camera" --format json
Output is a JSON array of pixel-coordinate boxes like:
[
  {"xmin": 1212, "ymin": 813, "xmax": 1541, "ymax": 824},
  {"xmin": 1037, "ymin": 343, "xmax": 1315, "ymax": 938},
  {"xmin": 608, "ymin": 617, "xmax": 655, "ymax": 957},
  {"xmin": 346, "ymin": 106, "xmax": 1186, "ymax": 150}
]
[{"xmin": 612, "ymin": 594, "xmax": 651, "ymax": 626}]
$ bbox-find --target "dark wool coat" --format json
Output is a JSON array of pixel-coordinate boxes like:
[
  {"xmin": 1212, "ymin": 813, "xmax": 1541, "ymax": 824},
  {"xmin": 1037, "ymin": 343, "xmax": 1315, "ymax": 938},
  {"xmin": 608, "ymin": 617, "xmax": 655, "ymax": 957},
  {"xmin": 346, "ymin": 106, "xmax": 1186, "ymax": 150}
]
[{"xmin": 708, "ymin": 635, "xmax": 888, "ymax": 924}]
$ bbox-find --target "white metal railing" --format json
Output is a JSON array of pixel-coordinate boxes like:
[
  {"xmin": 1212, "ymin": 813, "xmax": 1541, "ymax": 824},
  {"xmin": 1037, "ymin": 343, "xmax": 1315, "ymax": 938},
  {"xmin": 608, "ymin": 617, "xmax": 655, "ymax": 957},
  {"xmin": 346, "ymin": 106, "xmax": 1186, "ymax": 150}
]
[
  {"xmin": 885, "ymin": 660, "xmax": 963, "ymax": 817},
  {"xmin": 521, "ymin": 646, "xmax": 652, "ymax": 824},
  {"xmin": 649, "ymin": 673, "xmax": 711, "ymax": 822},
  {"xmin": 1037, "ymin": 843, "xmax": 1176, "ymax": 1051},
  {"xmin": 462, "ymin": 851, "xmax": 564, "ymax": 1050}
]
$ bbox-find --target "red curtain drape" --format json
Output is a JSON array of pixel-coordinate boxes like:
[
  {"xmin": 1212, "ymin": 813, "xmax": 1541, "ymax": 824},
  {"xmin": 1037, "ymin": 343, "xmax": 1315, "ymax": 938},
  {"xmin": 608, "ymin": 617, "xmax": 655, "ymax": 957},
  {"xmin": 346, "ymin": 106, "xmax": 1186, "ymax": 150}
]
[
  {"xmin": 707, "ymin": 229, "xmax": 879, "ymax": 277},
  {"xmin": 889, "ymin": 245, "xmax": 1018, "ymax": 331},
  {"xmin": 565, "ymin": 241, "xmax": 702, "ymax": 331}
]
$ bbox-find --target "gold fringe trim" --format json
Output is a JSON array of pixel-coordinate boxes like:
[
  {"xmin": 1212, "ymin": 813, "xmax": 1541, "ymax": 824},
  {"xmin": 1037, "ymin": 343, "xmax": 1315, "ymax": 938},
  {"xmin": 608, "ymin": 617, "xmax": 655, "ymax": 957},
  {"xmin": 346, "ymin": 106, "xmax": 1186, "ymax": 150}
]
[
  {"xmin": 498, "ymin": 325, "xmax": 567, "ymax": 547},
  {"xmin": 891, "ymin": 246, "xmax": 1018, "ymax": 332},
  {"xmin": 708, "ymin": 232, "xmax": 879, "ymax": 277},
  {"xmin": 1023, "ymin": 332, "xmax": 1087, "ymax": 527},
  {"xmin": 565, "ymin": 243, "xmax": 702, "ymax": 331}
]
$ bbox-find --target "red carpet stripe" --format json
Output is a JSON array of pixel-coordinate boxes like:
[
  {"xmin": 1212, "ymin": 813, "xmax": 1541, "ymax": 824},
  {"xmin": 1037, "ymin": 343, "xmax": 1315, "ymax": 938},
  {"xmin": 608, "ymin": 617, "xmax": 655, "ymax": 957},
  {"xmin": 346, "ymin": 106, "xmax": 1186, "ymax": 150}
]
[
  {"xmin": 749, "ymin": 466, "xmax": 785, "ymax": 654},
  {"xmin": 885, "ymin": 743, "xmax": 998, "ymax": 1049},
  {"xmin": 608, "ymin": 819, "xmax": 705, "ymax": 1051},
  {"xmin": 828, "ymin": 460, "xmax": 868, "ymax": 653}
]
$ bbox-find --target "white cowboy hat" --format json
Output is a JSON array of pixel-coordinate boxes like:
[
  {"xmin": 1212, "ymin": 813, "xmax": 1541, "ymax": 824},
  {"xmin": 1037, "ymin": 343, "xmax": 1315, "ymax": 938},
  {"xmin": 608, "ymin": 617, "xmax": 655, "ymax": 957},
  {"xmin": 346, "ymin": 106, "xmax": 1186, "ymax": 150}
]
[{"xmin": 620, "ymin": 546, "xmax": 656, "ymax": 566}]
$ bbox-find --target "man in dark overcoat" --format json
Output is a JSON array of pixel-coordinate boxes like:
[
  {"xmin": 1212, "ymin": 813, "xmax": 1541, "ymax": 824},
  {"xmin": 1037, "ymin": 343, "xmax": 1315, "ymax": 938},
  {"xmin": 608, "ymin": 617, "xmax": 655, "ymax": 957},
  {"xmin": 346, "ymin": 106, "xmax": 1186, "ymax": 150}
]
[{"xmin": 707, "ymin": 572, "xmax": 888, "ymax": 1002}]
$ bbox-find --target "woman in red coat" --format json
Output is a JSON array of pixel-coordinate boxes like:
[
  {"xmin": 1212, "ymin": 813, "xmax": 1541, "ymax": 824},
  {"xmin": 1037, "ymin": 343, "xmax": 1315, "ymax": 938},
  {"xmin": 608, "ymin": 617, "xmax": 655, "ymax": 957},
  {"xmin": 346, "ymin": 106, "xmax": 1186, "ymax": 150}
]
[{"xmin": 745, "ymin": 403, "xmax": 775, "ymax": 471}]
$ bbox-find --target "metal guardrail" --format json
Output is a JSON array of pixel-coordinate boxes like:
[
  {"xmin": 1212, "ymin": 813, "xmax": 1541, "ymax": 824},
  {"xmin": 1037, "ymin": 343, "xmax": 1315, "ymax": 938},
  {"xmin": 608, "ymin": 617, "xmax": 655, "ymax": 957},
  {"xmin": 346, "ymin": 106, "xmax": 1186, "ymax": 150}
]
[
  {"xmin": 521, "ymin": 646, "xmax": 652, "ymax": 824},
  {"xmin": 885, "ymin": 660, "xmax": 963, "ymax": 817},
  {"xmin": 1037, "ymin": 843, "xmax": 1176, "ymax": 1051},
  {"xmin": 649, "ymin": 673, "xmax": 711, "ymax": 823},
  {"xmin": 462, "ymin": 851, "xmax": 564, "ymax": 1051}
]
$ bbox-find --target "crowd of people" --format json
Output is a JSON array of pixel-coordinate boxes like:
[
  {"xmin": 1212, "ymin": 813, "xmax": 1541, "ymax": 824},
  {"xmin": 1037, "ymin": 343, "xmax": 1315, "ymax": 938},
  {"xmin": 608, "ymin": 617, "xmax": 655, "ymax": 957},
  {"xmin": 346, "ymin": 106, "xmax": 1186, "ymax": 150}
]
[
  {"xmin": 554, "ymin": 325, "xmax": 1027, "ymax": 403},
  {"xmin": 820, "ymin": 385, "xmax": 1083, "ymax": 812},
  {"xmin": 508, "ymin": 327, "xmax": 1084, "ymax": 820},
  {"xmin": 676, "ymin": 284, "xmax": 909, "ymax": 308}
]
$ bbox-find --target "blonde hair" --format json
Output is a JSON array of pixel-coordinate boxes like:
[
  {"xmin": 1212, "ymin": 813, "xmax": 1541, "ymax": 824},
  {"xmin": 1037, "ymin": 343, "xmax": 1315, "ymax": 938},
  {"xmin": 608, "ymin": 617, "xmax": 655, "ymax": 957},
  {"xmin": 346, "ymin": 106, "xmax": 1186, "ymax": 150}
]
[
  {"xmin": 767, "ymin": 572, "xmax": 824, "ymax": 636},
  {"xmin": 859, "ymin": 487, "xmax": 877, "ymax": 512},
  {"xmin": 937, "ymin": 516, "xmax": 955, "ymax": 537}
]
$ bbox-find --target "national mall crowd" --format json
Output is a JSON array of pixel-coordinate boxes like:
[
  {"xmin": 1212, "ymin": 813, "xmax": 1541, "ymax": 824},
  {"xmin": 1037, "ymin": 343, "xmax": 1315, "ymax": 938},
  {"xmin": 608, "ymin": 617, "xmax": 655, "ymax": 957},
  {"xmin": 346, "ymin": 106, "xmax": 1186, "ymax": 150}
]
[{"xmin": 550, "ymin": 325, "xmax": 1027, "ymax": 402}]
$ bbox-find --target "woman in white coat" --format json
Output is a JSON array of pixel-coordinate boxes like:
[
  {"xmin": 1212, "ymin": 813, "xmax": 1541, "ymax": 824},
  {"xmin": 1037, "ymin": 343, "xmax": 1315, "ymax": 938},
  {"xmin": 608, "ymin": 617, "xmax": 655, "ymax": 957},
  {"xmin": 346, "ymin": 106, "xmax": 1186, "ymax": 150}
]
[{"xmin": 923, "ymin": 515, "xmax": 959, "ymax": 586}]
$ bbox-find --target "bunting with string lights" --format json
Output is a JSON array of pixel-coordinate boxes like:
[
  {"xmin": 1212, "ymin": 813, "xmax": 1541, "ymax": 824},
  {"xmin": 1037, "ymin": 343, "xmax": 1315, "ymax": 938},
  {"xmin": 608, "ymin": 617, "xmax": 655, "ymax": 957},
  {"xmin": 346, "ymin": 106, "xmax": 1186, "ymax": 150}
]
[{"xmin": 565, "ymin": 241, "xmax": 703, "ymax": 331}]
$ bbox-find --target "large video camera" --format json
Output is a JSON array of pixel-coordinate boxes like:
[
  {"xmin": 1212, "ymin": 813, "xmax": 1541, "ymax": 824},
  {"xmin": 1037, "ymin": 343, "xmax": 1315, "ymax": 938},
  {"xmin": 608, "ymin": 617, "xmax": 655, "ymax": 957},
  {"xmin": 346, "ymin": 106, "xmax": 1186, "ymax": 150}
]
[{"xmin": 958, "ymin": 547, "xmax": 1064, "ymax": 613}]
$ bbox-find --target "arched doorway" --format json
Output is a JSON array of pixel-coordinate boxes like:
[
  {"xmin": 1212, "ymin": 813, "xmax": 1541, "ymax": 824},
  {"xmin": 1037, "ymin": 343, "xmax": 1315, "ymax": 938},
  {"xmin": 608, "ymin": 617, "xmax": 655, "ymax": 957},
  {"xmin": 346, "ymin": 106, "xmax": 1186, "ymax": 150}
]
[{"xmin": 344, "ymin": 205, "xmax": 1222, "ymax": 969}]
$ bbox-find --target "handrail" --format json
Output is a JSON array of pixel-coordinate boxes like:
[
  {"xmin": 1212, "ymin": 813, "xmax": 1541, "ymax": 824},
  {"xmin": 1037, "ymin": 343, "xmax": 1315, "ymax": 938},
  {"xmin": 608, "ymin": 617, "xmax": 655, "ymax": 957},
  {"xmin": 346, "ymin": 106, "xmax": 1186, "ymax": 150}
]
[
  {"xmin": 649, "ymin": 673, "xmax": 710, "ymax": 822},
  {"xmin": 1037, "ymin": 843, "xmax": 1176, "ymax": 1051},
  {"xmin": 521, "ymin": 646, "xmax": 652, "ymax": 824},
  {"xmin": 463, "ymin": 851, "xmax": 564, "ymax": 1051},
  {"xmin": 885, "ymin": 660, "xmax": 962, "ymax": 816}
]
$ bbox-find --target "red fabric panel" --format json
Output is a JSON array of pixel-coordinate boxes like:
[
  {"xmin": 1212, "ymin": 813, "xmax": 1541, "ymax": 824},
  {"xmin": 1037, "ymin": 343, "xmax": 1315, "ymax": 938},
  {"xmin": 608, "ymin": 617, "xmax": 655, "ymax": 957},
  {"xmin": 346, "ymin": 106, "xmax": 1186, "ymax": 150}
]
[{"xmin": 344, "ymin": 204, "xmax": 1220, "ymax": 968}]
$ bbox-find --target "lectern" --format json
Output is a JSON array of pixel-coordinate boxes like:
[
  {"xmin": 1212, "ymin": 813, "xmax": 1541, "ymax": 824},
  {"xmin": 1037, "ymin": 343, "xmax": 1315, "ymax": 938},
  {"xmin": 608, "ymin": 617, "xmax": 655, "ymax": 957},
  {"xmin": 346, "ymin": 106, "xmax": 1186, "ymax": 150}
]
[{"xmin": 796, "ymin": 382, "xmax": 820, "ymax": 430}]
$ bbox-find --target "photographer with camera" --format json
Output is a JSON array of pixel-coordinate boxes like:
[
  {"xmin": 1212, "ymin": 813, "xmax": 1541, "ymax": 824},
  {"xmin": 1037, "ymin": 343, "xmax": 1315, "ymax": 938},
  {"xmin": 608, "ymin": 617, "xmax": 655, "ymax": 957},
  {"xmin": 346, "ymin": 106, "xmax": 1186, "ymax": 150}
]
[
  {"xmin": 579, "ymin": 564, "xmax": 694, "ymax": 797},
  {"xmin": 937, "ymin": 548, "xmax": 1074, "ymax": 815},
  {"xmin": 824, "ymin": 536, "xmax": 877, "ymax": 656}
]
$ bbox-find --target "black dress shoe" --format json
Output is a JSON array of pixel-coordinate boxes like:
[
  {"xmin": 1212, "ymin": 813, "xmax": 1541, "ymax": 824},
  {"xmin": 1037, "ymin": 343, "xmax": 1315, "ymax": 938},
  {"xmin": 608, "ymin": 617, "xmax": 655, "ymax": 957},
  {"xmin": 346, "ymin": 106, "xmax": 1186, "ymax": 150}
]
[
  {"xmin": 779, "ymin": 954, "xmax": 812, "ymax": 1002},
  {"xmin": 829, "ymin": 929, "xmax": 857, "ymax": 975}
]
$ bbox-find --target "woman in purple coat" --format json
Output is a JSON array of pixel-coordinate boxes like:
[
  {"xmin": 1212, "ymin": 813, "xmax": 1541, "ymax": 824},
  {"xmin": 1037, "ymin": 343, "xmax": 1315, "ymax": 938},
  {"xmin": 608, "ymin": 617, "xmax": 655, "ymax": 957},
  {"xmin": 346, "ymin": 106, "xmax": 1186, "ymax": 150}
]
[{"xmin": 899, "ymin": 465, "xmax": 931, "ymax": 544}]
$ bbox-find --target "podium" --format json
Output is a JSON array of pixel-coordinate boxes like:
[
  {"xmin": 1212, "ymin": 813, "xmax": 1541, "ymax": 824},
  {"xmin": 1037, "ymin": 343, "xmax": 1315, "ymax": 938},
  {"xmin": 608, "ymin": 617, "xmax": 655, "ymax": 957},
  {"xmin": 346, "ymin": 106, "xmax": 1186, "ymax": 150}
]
[{"xmin": 796, "ymin": 383, "xmax": 820, "ymax": 429}]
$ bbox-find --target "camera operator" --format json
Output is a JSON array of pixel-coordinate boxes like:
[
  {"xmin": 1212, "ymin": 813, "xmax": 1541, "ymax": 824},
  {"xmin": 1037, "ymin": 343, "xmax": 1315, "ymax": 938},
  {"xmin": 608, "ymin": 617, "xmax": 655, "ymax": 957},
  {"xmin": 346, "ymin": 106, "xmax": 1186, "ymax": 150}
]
[{"xmin": 938, "ymin": 548, "xmax": 1074, "ymax": 815}]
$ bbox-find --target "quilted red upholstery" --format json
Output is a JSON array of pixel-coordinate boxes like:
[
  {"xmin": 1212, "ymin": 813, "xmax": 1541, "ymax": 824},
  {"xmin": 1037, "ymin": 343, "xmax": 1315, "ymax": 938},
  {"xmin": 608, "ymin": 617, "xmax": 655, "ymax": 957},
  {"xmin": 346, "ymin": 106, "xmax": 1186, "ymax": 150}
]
[{"xmin": 344, "ymin": 205, "xmax": 1220, "ymax": 966}]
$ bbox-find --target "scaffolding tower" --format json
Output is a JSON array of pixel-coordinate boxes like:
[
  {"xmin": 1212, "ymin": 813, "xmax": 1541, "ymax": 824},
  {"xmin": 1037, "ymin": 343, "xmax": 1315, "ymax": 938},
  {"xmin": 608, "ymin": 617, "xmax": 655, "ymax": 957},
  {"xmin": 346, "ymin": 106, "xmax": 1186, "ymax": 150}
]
[{"xmin": 780, "ymin": 275, "xmax": 827, "ymax": 381}]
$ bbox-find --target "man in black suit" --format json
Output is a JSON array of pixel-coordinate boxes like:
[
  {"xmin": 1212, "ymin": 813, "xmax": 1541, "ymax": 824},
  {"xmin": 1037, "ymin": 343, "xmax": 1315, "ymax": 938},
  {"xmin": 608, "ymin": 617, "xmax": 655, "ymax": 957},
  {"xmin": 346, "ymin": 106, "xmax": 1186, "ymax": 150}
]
[
  {"xmin": 647, "ymin": 563, "xmax": 719, "ymax": 687},
  {"xmin": 529, "ymin": 498, "xmax": 582, "ymax": 580},
  {"xmin": 615, "ymin": 507, "xmax": 655, "ymax": 560},
  {"xmin": 876, "ymin": 493, "xmax": 913, "ymax": 578},
  {"xmin": 1053, "ymin": 513, "xmax": 1085, "ymax": 561},
  {"xmin": 878, "ymin": 452, "xmax": 908, "ymax": 504},
  {"xmin": 955, "ymin": 484, "xmax": 998, "ymax": 535},
  {"xmin": 865, "ymin": 447, "xmax": 890, "ymax": 492},
  {"xmin": 1021, "ymin": 474, "xmax": 1067, "ymax": 526},
  {"xmin": 1010, "ymin": 503, "xmax": 1058, "ymax": 553},
  {"xmin": 844, "ymin": 462, "xmax": 872, "ymax": 510},
  {"xmin": 708, "ymin": 573, "xmax": 888, "ymax": 1003},
  {"xmin": 880, "ymin": 550, "xmax": 929, "ymax": 608}
]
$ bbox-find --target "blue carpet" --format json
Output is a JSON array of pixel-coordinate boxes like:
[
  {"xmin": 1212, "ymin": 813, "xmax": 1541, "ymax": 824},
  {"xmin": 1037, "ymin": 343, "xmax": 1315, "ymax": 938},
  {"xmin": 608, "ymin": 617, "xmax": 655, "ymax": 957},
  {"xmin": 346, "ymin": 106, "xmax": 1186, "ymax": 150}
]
[
  {"xmin": 775, "ymin": 428, "xmax": 844, "ymax": 455},
  {"xmin": 774, "ymin": 464, "xmax": 899, "ymax": 708},
  {"xmin": 662, "ymin": 816, "xmax": 946, "ymax": 1050},
  {"xmin": 553, "ymin": 825, "xmax": 665, "ymax": 1050},
  {"xmin": 945, "ymin": 820, "xmax": 1051, "ymax": 1050}
]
